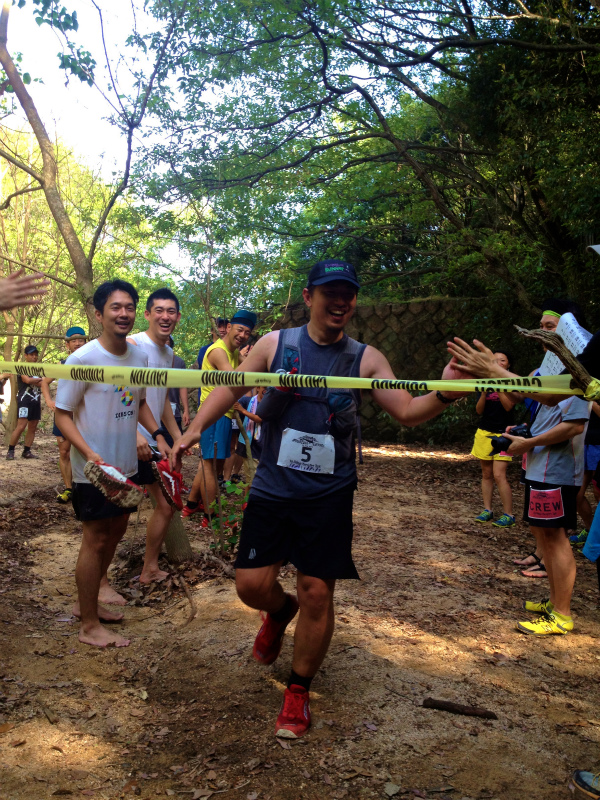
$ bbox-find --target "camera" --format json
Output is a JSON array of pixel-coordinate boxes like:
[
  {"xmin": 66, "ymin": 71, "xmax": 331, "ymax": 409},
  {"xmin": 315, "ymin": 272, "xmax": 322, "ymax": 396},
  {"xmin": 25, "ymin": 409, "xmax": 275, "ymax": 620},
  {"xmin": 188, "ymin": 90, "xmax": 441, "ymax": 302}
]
[{"xmin": 489, "ymin": 423, "xmax": 531, "ymax": 455}]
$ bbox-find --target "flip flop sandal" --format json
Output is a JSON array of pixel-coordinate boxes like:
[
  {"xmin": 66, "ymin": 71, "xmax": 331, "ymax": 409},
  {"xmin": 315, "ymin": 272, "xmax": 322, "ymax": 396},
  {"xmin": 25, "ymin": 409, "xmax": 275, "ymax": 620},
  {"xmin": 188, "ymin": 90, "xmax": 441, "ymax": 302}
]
[
  {"xmin": 520, "ymin": 562, "xmax": 548, "ymax": 578},
  {"xmin": 513, "ymin": 551, "xmax": 541, "ymax": 567}
]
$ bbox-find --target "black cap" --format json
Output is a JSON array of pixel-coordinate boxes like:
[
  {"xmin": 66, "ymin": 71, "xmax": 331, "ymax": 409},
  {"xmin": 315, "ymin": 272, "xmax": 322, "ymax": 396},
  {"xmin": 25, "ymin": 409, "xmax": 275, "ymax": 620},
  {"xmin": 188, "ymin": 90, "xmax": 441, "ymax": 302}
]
[
  {"xmin": 24, "ymin": 345, "xmax": 38, "ymax": 355},
  {"xmin": 306, "ymin": 260, "xmax": 360, "ymax": 290}
]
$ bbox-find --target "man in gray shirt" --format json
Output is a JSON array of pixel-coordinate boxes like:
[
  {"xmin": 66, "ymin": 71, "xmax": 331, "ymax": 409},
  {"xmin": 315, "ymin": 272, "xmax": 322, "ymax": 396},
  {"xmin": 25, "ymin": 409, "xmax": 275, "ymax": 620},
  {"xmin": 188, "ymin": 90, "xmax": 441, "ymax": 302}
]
[{"xmin": 449, "ymin": 329, "xmax": 591, "ymax": 636}]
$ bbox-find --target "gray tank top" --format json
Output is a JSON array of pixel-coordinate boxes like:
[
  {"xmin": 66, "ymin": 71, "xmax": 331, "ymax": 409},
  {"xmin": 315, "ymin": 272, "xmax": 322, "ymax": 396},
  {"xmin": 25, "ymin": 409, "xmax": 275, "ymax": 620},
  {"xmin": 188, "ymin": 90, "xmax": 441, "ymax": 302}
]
[{"xmin": 251, "ymin": 325, "xmax": 366, "ymax": 501}]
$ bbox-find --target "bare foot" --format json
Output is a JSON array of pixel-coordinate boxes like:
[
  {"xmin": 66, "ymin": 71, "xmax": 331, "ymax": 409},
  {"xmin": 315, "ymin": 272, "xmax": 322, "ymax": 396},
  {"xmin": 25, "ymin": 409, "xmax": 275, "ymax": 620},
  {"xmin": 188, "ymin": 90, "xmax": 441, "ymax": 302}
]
[
  {"xmin": 98, "ymin": 584, "xmax": 127, "ymax": 606},
  {"xmin": 78, "ymin": 623, "xmax": 130, "ymax": 648},
  {"xmin": 72, "ymin": 602, "xmax": 124, "ymax": 622},
  {"xmin": 520, "ymin": 563, "xmax": 548, "ymax": 578},
  {"xmin": 139, "ymin": 568, "xmax": 169, "ymax": 585}
]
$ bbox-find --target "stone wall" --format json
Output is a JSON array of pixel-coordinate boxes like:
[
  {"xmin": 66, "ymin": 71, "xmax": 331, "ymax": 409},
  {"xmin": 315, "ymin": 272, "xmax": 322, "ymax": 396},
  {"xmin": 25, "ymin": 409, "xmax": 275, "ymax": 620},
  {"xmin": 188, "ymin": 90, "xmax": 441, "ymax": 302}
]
[{"xmin": 274, "ymin": 297, "xmax": 480, "ymax": 441}]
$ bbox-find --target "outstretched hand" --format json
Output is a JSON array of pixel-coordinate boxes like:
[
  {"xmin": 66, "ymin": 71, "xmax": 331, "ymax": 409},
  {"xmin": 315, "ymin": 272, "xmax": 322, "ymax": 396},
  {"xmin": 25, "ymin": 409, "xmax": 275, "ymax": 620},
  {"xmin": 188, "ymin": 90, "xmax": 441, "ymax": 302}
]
[
  {"xmin": 170, "ymin": 432, "xmax": 198, "ymax": 472},
  {"xmin": 438, "ymin": 356, "xmax": 475, "ymax": 399},
  {"xmin": 0, "ymin": 270, "xmax": 50, "ymax": 311},
  {"xmin": 447, "ymin": 338, "xmax": 497, "ymax": 377}
]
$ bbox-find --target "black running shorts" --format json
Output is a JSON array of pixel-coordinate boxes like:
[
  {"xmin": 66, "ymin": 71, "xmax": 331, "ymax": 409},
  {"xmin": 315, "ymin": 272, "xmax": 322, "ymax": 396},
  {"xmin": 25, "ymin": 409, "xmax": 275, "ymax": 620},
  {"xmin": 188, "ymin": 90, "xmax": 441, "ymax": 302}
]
[
  {"xmin": 523, "ymin": 479, "xmax": 579, "ymax": 529},
  {"xmin": 136, "ymin": 458, "xmax": 157, "ymax": 486},
  {"xmin": 235, "ymin": 484, "xmax": 359, "ymax": 579},
  {"xmin": 72, "ymin": 482, "xmax": 139, "ymax": 522},
  {"xmin": 17, "ymin": 397, "xmax": 41, "ymax": 422}
]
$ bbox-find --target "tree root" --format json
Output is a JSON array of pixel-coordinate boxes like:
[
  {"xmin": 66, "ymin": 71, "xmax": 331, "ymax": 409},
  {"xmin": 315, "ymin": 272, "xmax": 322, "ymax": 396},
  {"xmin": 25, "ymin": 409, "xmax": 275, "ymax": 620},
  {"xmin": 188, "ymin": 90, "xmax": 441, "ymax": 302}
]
[{"xmin": 514, "ymin": 326, "xmax": 593, "ymax": 392}]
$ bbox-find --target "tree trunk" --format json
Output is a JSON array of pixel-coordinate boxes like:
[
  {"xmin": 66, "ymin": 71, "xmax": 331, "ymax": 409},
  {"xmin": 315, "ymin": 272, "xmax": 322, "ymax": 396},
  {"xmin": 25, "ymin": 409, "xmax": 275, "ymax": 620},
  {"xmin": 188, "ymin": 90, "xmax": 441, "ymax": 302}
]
[
  {"xmin": 0, "ymin": 1, "xmax": 98, "ymax": 334},
  {"xmin": 148, "ymin": 493, "xmax": 193, "ymax": 564},
  {"xmin": 164, "ymin": 511, "xmax": 193, "ymax": 563}
]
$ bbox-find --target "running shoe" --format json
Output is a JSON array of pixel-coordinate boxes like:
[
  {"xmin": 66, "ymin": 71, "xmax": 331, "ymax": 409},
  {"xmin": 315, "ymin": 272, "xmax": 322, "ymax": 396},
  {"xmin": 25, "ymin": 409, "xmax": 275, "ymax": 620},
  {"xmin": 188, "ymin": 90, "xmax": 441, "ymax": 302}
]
[
  {"xmin": 275, "ymin": 685, "xmax": 311, "ymax": 739},
  {"xmin": 182, "ymin": 502, "xmax": 204, "ymax": 518},
  {"xmin": 571, "ymin": 769, "xmax": 600, "ymax": 799},
  {"xmin": 492, "ymin": 513, "xmax": 516, "ymax": 528},
  {"xmin": 151, "ymin": 459, "xmax": 183, "ymax": 511},
  {"xmin": 84, "ymin": 461, "xmax": 144, "ymax": 509},
  {"xmin": 56, "ymin": 488, "xmax": 72, "ymax": 504},
  {"xmin": 516, "ymin": 611, "xmax": 573, "ymax": 635},
  {"xmin": 523, "ymin": 597, "xmax": 553, "ymax": 614},
  {"xmin": 569, "ymin": 528, "xmax": 589, "ymax": 547},
  {"xmin": 5, "ymin": 450, "xmax": 14, "ymax": 460},
  {"xmin": 21, "ymin": 450, "xmax": 38, "ymax": 459},
  {"xmin": 475, "ymin": 509, "xmax": 494, "ymax": 523},
  {"xmin": 253, "ymin": 594, "xmax": 299, "ymax": 665}
]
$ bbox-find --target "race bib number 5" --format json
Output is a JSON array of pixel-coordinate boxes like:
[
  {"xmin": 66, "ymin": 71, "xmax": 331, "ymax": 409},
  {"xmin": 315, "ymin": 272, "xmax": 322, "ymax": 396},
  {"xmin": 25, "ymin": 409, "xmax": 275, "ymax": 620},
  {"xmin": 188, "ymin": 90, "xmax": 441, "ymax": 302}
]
[{"xmin": 277, "ymin": 428, "xmax": 335, "ymax": 474}]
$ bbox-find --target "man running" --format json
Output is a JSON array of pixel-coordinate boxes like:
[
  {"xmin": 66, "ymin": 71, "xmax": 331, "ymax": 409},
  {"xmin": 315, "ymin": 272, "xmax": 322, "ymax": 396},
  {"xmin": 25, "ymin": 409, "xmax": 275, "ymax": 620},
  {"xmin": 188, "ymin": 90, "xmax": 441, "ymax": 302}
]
[
  {"xmin": 41, "ymin": 326, "xmax": 88, "ymax": 503},
  {"xmin": 6, "ymin": 344, "xmax": 43, "ymax": 460},
  {"xmin": 182, "ymin": 310, "xmax": 256, "ymax": 522},
  {"xmin": 128, "ymin": 288, "xmax": 183, "ymax": 584},
  {"xmin": 172, "ymin": 260, "xmax": 466, "ymax": 737},
  {"xmin": 55, "ymin": 280, "xmax": 169, "ymax": 648}
]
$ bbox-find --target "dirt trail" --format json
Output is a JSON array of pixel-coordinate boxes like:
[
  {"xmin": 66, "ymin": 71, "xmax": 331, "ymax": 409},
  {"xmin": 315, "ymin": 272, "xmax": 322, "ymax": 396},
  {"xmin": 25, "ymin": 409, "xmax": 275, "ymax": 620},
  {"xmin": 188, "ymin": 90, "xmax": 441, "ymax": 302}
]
[{"xmin": 1, "ymin": 435, "xmax": 599, "ymax": 800}]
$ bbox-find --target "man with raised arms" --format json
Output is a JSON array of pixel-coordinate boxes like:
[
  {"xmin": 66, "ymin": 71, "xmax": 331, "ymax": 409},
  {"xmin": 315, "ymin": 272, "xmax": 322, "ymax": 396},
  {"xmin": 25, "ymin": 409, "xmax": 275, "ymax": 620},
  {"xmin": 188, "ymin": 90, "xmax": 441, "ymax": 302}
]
[
  {"xmin": 127, "ymin": 288, "xmax": 182, "ymax": 585},
  {"xmin": 171, "ymin": 259, "xmax": 467, "ymax": 738},
  {"xmin": 55, "ymin": 280, "xmax": 169, "ymax": 648}
]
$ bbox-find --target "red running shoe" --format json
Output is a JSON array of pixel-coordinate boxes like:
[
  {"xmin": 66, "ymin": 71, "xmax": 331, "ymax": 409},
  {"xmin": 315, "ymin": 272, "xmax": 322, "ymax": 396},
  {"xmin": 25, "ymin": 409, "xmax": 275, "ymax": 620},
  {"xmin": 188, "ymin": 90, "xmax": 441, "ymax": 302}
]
[
  {"xmin": 151, "ymin": 458, "xmax": 183, "ymax": 510},
  {"xmin": 275, "ymin": 685, "xmax": 311, "ymax": 739},
  {"xmin": 182, "ymin": 502, "xmax": 204, "ymax": 518},
  {"xmin": 84, "ymin": 461, "xmax": 144, "ymax": 509},
  {"xmin": 253, "ymin": 594, "xmax": 299, "ymax": 665}
]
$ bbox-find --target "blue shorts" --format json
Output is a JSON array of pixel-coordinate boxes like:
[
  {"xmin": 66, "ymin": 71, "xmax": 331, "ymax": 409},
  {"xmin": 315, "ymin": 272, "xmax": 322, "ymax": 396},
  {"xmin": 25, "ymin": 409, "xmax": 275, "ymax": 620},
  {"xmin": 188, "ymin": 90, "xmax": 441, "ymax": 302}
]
[
  {"xmin": 200, "ymin": 416, "xmax": 232, "ymax": 460},
  {"xmin": 583, "ymin": 507, "xmax": 600, "ymax": 563},
  {"xmin": 585, "ymin": 444, "xmax": 600, "ymax": 472},
  {"xmin": 53, "ymin": 415, "xmax": 63, "ymax": 438}
]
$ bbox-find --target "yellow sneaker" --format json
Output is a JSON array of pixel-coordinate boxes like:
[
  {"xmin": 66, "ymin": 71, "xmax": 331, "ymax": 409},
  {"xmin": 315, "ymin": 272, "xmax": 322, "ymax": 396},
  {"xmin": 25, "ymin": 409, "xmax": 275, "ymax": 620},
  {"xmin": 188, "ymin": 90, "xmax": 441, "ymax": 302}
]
[
  {"xmin": 523, "ymin": 597, "xmax": 553, "ymax": 614},
  {"xmin": 517, "ymin": 611, "xmax": 573, "ymax": 636},
  {"xmin": 56, "ymin": 488, "xmax": 72, "ymax": 504}
]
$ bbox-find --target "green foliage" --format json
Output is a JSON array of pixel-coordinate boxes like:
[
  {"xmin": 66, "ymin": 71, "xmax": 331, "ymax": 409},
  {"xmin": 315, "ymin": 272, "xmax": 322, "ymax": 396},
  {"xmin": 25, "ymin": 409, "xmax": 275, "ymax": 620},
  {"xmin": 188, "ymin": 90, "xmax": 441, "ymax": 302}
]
[
  {"xmin": 56, "ymin": 48, "xmax": 95, "ymax": 85},
  {"xmin": 16, "ymin": 0, "xmax": 96, "ymax": 83},
  {"xmin": 137, "ymin": 0, "xmax": 600, "ymax": 327}
]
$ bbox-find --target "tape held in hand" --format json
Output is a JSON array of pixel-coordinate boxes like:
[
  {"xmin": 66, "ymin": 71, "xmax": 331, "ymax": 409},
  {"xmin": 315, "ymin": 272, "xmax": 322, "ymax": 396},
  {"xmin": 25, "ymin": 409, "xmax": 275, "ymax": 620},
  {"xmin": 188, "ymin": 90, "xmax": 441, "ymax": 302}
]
[
  {"xmin": 584, "ymin": 378, "xmax": 600, "ymax": 402},
  {"xmin": 0, "ymin": 360, "xmax": 586, "ymax": 395}
]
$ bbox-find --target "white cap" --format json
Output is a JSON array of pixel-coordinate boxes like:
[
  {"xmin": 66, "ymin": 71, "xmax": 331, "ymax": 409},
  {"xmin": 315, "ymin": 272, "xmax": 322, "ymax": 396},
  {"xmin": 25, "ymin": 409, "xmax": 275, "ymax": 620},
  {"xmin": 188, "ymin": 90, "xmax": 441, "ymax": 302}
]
[{"xmin": 587, "ymin": 244, "xmax": 600, "ymax": 256}]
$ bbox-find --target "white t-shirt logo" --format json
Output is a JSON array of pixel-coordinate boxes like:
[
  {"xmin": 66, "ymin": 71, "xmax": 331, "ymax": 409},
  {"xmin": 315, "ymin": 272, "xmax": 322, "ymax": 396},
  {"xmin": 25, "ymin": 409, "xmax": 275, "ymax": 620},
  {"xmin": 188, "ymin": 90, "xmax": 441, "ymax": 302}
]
[{"xmin": 115, "ymin": 386, "xmax": 134, "ymax": 407}]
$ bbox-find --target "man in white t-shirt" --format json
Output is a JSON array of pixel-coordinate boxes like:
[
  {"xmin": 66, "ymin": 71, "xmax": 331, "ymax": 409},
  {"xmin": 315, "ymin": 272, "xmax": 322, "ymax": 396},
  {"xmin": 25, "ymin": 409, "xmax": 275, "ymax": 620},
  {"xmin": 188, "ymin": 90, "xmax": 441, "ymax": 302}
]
[
  {"xmin": 127, "ymin": 288, "xmax": 182, "ymax": 584},
  {"xmin": 55, "ymin": 280, "xmax": 169, "ymax": 648}
]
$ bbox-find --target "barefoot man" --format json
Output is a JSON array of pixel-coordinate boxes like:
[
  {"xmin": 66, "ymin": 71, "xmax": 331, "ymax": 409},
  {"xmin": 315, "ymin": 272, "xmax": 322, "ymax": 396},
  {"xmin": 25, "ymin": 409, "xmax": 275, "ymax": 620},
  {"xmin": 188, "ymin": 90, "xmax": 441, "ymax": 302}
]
[
  {"xmin": 55, "ymin": 280, "xmax": 170, "ymax": 648},
  {"xmin": 172, "ymin": 259, "xmax": 469, "ymax": 737},
  {"xmin": 128, "ymin": 288, "xmax": 183, "ymax": 584}
]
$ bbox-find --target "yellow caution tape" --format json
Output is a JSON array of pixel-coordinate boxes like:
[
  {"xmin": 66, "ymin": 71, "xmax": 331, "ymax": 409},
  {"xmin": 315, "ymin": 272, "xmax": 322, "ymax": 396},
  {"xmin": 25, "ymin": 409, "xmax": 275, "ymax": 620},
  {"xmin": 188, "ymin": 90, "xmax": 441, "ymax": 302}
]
[{"xmin": 0, "ymin": 360, "xmax": 585, "ymax": 395}]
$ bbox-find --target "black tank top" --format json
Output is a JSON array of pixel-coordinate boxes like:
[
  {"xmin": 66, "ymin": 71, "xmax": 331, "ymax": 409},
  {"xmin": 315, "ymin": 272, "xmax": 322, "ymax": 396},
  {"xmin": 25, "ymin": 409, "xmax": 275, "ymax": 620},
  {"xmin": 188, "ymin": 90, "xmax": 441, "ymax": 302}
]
[{"xmin": 251, "ymin": 326, "xmax": 366, "ymax": 501}]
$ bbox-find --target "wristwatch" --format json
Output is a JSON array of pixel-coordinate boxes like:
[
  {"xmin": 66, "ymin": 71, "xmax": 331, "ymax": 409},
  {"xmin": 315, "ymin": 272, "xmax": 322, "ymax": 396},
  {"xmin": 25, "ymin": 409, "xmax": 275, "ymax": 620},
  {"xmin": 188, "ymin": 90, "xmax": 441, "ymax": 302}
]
[
  {"xmin": 152, "ymin": 427, "xmax": 168, "ymax": 440},
  {"xmin": 436, "ymin": 391, "xmax": 456, "ymax": 405}
]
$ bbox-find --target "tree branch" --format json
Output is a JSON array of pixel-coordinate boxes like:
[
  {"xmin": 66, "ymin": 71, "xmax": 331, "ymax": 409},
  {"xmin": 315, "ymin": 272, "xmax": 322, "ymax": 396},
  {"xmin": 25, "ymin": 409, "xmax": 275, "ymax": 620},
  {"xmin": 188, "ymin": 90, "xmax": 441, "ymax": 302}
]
[
  {"xmin": 0, "ymin": 184, "xmax": 43, "ymax": 210},
  {"xmin": 0, "ymin": 146, "xmax": 43, "ymax": 184},
  {"xmin": 0, "ymin": 251, "xmax": 77, "ymax": 289}
]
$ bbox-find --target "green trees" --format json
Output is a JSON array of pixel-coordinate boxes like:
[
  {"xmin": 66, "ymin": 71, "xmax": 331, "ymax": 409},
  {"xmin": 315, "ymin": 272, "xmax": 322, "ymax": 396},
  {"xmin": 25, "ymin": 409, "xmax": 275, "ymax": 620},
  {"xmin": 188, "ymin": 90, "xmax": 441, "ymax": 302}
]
[{"xmin": 137, "ymin": 0, "xmax": 600, "ymax": 321}]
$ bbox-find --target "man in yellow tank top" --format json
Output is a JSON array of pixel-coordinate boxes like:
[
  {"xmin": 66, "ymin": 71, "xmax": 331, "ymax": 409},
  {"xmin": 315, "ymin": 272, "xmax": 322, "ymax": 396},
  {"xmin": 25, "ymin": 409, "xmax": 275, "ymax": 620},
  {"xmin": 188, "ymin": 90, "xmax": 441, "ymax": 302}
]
[{"xmin": 182, "ymin": 310, "xmax": 257, "ymax": 522}]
